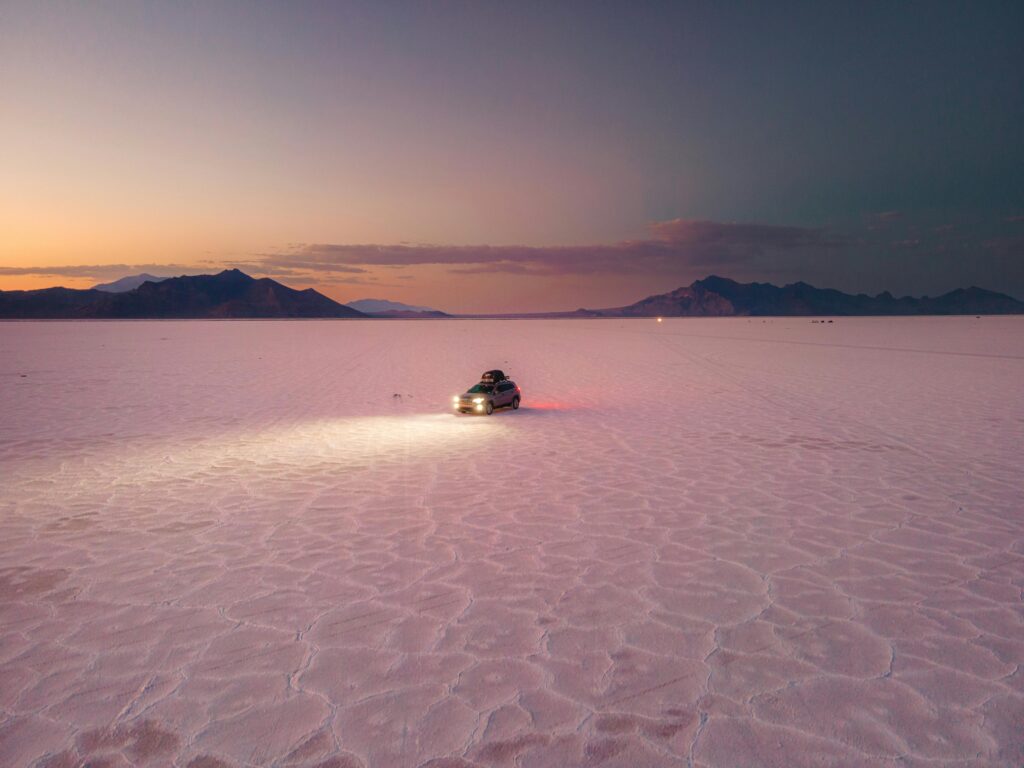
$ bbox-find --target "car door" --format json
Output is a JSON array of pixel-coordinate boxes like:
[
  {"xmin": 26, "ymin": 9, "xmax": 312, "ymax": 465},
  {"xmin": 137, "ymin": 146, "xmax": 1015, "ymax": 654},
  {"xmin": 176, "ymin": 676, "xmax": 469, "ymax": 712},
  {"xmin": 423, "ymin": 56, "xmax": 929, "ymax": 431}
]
[{"xmin": 496, "ymin": 382, "xmax": 513, "ymax": 406}]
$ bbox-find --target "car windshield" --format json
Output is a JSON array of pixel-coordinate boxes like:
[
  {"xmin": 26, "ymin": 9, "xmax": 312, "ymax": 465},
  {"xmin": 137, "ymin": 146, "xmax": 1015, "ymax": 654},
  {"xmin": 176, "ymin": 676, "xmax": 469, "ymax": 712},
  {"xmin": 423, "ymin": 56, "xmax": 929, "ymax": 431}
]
[{"xmin": 467, "ymin": 384, "xmax": 493, "ymax": 393}]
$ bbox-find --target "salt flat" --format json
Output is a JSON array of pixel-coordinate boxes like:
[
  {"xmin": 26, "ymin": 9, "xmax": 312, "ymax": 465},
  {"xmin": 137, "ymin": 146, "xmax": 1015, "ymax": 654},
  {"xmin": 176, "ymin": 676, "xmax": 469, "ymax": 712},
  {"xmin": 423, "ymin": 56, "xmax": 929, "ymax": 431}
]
[{"xmin": 1, "ymin": 317, "xmax": 1022, "ymax": 768}]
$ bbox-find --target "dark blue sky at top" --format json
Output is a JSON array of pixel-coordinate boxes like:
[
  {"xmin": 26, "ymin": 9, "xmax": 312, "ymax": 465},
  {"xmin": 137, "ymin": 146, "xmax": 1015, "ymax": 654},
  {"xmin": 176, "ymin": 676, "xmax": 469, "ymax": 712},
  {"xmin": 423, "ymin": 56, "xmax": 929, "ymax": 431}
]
[{"xmin": 310, "ymin": 0, "xmax": 1024, "ymax": 224}]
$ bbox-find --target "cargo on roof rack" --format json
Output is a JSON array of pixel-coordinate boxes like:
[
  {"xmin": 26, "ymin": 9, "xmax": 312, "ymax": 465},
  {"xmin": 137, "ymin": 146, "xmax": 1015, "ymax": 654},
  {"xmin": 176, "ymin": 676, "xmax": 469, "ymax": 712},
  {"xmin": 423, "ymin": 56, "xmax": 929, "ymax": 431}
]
[{"xmin": 480, "ymin": 369, "xmax": 507, "ymax": 384}]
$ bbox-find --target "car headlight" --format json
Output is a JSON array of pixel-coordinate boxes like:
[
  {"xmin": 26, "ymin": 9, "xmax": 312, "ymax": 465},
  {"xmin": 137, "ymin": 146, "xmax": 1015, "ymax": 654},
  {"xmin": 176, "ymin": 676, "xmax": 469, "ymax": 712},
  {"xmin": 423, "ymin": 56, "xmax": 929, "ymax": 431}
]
[
  {"xmin": 452, "ymin": 396, "xmax": 460, "ymax": 403},
  {"xmin": 472, "ymin": 397, "xmax": 484, "ymax": 403}
]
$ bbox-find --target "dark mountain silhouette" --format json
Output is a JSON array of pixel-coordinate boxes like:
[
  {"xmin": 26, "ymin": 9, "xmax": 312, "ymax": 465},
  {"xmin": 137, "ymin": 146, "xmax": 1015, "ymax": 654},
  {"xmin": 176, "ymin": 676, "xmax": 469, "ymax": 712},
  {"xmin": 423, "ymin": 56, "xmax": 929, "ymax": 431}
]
[
  {"xmin": 578, "ymin": 276, "xmax": 1024, "ymax": 317},
  {"xmin": 92, "ymin": 273, "xmax": 168, "ymax": 292},
  {"xmin": 4, "ymin": 271, "xmax": 1021, "ymax": 319},
  {"xmin": 369, "ymin": 309, "xmax": 451, "ymax": 318},
  {"xmin": 348, "ymin": 298, "xmax": 442, "ymax": 314},
  {"xmin": 0, "ymin": 269, "xmax": 367, "ymax": 319},
  {"xmin": 0, "ymin": 287, "xmax": 108, "ymax": 319},
  {"xmin": 347, "ymin": 299, "xmax": 449, "ymax": 318}
]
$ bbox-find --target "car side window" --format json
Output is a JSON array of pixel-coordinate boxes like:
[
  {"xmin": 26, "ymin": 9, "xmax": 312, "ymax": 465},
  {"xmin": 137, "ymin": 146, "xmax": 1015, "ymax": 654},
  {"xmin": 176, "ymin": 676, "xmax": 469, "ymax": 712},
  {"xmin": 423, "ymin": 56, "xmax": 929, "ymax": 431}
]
[{"xmin": 499, "ymin": 382, "xmax": 513, "ymax": 392}]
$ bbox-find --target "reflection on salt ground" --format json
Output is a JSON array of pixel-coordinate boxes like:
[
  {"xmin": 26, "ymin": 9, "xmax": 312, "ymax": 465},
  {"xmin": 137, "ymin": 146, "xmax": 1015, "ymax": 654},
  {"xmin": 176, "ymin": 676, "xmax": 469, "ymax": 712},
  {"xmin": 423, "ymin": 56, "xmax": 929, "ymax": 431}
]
[
  {"xmin": 215, "ymin": 413, "xmax": 494, "ymax": 458},
  {"xmin": 320, "ymin": 413, "xmax": 502, "ymax": 454},
  {"xmin": 72, "ymin": 414, "xmax": 501, "ymax": 492},
  {"xmin": 517, "ymin": 401, "xmax": 571, "ymax": 411}
]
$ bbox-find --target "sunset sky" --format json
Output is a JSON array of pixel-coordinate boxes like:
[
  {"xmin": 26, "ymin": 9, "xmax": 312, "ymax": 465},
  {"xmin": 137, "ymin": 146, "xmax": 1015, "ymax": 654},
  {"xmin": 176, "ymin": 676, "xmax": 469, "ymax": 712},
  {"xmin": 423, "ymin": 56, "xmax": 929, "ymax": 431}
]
[{"xmin": 2, "ymin": 1, "xmax": 1022, "ymax": 312}]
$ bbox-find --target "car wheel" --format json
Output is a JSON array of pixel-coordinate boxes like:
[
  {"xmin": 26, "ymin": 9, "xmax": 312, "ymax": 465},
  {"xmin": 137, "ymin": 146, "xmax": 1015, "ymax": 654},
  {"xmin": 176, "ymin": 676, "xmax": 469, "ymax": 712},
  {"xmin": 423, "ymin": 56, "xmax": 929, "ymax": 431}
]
[
  {"xmin": 512, "ymin": 396, "xmax": 520, "ymax": 410},
  {"xmin": 485, "ymin": 401, "xmax": 494, "ymax": 415}
]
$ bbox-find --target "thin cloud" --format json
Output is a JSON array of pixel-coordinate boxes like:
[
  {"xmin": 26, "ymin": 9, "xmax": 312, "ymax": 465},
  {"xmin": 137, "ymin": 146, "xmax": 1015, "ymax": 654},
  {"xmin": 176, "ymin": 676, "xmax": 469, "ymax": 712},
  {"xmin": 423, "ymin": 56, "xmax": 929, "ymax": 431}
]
[
  {"xmin": 448, "ymin": 263, "xmax": 538, "ymax": 275},
  {"xmin": 865, "ymin": 210, "xmax": 905, "ymax": 231},
  {"xmin": 0, "ymin": 219, "xmax": 844, "ymax": 286},
  {"xmin": 236, "ymin": 258, "xmax": 368, "ymax": 275},
  {"xmin": 0, "ymin": 263, "xmax": 199, "ymax": 280},
  {"xmin": 322, "ymin": 276, "xmax": 403, "ymax": 288},
  {"xmin": 650, "ymin": 218, "xmax": 838, "ymax": 248},
  {"xmin": 256, "ymin": 219, "xmax": 842, "ymax": 278}
]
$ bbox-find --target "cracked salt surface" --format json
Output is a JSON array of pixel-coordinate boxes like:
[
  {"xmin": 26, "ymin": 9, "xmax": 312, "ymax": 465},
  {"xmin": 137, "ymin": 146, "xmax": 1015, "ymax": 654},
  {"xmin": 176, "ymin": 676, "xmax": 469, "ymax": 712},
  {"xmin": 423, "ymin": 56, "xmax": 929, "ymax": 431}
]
[{"xmin": 0, "ymin": 316, "xmax": 1022, "ymax": 767}]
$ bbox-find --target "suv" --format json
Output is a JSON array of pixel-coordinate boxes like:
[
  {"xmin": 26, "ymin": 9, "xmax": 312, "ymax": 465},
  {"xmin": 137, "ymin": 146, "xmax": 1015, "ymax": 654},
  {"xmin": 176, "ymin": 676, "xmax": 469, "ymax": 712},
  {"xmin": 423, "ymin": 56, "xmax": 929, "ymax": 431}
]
[{"xmin": 453, "ymin": 370, "xmax": 521, "ymax": 415}]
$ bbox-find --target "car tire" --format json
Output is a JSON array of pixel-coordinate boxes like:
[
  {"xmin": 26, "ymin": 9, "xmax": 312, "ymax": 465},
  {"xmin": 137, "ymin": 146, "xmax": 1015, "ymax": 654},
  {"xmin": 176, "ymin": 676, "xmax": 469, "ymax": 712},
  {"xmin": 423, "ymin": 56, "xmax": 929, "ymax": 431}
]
[
  {"xmin": 512, "ymin": 396, "xmax": 520, "ymax": 410},
  {"xmin": 485, "ymin": 401, "xmax": 494, "ymax": 415}
]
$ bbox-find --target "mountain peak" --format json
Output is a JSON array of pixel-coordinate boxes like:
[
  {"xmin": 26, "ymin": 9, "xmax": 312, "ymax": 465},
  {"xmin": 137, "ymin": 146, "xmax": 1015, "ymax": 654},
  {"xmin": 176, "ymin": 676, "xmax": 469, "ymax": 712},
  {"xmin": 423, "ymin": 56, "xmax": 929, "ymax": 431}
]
[
  {"xmin": 693, "ymin": 275, "xmax": 739, "ymax": 290},
  {"xmin": 92, "ymin": 273, "xmax": 168, "ymax": 293},
  {"xmin": 583, "ymin": 276, "xmax": 1024, "ymax": 317},
  {"xmin": 347, "ymin": 298, "xmax": 442, "ymax": 315},
  {"xmin": 2, "ymin": 270, "xmax": 367, "ymax": 319},
  {"xmin": 217, "ymin": 268, "xmax": 253, "ymax": 281}
]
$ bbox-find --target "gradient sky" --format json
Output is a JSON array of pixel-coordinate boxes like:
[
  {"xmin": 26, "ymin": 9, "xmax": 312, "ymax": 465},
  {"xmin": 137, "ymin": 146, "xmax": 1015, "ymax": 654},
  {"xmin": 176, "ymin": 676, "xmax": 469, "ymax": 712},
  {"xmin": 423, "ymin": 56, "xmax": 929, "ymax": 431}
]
[{"xmin": 2, "ymin": 1, "xmax": 1022, "ymax": 312}]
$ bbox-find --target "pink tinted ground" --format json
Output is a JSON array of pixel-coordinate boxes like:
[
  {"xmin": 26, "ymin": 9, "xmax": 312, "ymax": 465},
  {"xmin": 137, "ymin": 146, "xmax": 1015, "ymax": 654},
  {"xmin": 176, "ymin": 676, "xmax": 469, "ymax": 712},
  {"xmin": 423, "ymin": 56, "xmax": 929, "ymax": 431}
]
[{"xmin": 0, "ymin": 316, "xmax": 1021, "ymax": 767}]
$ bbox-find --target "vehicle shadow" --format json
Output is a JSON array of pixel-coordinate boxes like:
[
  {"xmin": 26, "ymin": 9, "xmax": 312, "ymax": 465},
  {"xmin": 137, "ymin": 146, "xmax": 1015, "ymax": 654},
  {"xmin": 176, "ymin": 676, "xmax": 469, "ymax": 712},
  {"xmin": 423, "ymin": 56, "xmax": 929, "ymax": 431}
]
[
  {"xmin": 491, "ymin": 404, "xmax": 569, "ymax": 417},
  {"xmin": 453, "ymin": 407, "xmax": 561, "ymax": 418}
]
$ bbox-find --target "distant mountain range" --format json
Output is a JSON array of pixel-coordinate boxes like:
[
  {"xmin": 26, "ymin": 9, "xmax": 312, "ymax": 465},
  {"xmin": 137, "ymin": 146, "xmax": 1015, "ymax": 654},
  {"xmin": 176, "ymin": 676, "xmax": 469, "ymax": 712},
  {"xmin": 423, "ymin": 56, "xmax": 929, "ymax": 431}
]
[
  {"xmin": 0, "ymin": 269, "xmax": 366, "ymax": 319},
  {"xmin": 2, "ymin": 271, "xmax": 1020, "ymax": 319},
  {"xmin": 92, "ymin": 273, "xmax": 168, "ymax": 292},
  {"xmin": 347, "ymin": 298, "xmax": 448, "ymax": 317},
  {"xmin": 577, "ymin": 276, "xmax": 1024, "ymax": 317}
]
